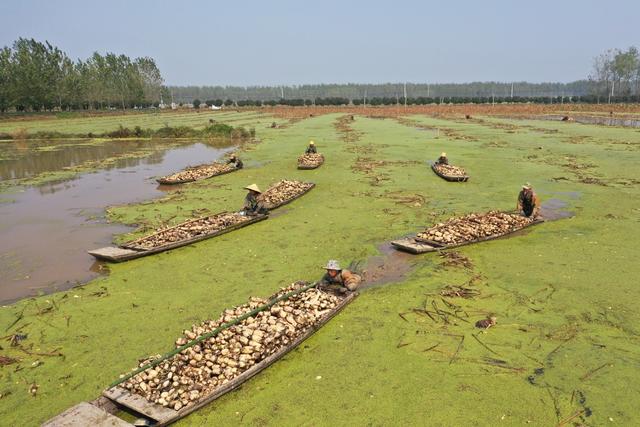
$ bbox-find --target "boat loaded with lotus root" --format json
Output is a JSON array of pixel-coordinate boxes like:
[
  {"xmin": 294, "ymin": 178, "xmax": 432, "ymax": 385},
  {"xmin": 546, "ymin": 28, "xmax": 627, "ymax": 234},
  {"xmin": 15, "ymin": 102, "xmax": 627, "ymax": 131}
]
[
  {"xmin": 44, "ymin": 282, "xmax": 357, "ymax": 427},
  {"xmin": 392, "ymin": 210, "xmax": 543, "ymax": 254},
  {"xmin": 157, "ymin": 161, "xmax": 238, "ymax": 185},
  {"xmin": 431, "ymin": 162, "xmax": 469, "ymax": 182},
  {"xmin": 88, "ymin": 212, "xmax": 267, "ymax": 262},
  {"xmin": 297, "ymin": 153, "xmax": 325, "ymax": 169},
  {"xmin": 261, "ymin": 179, "xmax": 315, "ymax": 209},
  {"xmin": 88, "ymin": 180, "xmax": 315, "ymax": 262}
]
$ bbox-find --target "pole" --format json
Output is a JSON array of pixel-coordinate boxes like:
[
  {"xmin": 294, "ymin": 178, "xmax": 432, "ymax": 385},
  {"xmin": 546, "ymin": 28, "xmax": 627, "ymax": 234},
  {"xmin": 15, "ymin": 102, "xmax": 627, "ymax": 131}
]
[{"xmin": 403, "ymin": 82, "xmax": 407, "ymax": 107}]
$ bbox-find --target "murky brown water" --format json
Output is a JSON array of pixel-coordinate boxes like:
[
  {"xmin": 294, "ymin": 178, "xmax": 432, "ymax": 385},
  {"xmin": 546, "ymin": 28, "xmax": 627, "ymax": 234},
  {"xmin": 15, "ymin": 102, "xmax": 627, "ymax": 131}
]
[
  {"xmin": 0, "ymin": 140, "xmax": 179, "ymax": 181},
  {"xmin": 0, "ymin": 140, "xmax": 236, "ymax": 304},
  {"xmin": 361, "ymin": 243, "xmax": 416, "ymax": 288},
  {"xmin": 498, "ymin": 114, "xmax": 640, "ymax": 128}
]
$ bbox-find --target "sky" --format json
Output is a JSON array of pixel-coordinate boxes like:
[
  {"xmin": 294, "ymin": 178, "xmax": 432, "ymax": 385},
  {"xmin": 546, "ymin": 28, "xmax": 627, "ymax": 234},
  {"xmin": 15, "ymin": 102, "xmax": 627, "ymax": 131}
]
[{"xmin": 1, "ymin": 0, "xmax": 638, "ymax": 86}]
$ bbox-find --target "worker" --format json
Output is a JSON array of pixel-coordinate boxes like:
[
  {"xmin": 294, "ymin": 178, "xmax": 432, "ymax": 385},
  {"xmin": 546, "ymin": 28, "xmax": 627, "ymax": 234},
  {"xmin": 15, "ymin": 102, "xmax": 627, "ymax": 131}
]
[
  {"xmin": 228, "ymin": 154, "xmax": 243, "ymax": 169},
  {"xmin": 517, "ymin": 183, "xmax": 541, "ymax": 218},
  {"xmin": 305, "ymin": 141, "xmax": 317, "ymax": 154},
  {"xmin": 436, "ymin": 152, "xmax": 448, "ymax": 165},
  {"xmin": 318, "ymin": 260, "xmax": 361, "ymax": 293},
  {"xmin": 242, "ymin": 184, "xmax": 268, "ymax": 216}
]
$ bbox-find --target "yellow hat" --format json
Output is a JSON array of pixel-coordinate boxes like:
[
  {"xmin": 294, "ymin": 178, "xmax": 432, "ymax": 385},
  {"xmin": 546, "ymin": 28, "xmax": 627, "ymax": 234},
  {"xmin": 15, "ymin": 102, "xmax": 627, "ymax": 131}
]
[
  {"xmin": 244, "ymin": 184, "xmax": 262, "ymax": 193},
  {"xmin": 309, "ymin": 141, "xmax": 315, "ymax": 145},
  {"xmin": 522, "ymin": 182, "xmax": 531, "ymax": 189},
  {"xmin": 441, "ymin": 152, "xmax": 447, "ymax": 157}
]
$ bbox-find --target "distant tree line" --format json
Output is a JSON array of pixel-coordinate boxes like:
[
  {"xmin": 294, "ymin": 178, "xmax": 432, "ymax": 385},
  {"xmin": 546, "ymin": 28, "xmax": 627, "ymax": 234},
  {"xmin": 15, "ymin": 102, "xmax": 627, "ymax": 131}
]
[
  {"xmin": 170, "ymin": 81, "xmax": 597, "ymax": 105},
  {"xmin": 191, "ymin": 93, "xmax": 637, "ymax": 108},
  {"xmin": 0, "ymin": 38, "xmax": 164, "ymax": 112},
  {"xmin": 589, "ymin": 46, "xmax": 640, "ymax": 102}
]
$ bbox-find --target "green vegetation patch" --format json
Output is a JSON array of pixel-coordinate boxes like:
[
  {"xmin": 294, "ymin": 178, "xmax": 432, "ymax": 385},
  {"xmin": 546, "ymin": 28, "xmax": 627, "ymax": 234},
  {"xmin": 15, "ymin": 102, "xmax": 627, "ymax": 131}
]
[{"xmin": 0, "ymin": 113, "xmax": 638, "ymax": 426}]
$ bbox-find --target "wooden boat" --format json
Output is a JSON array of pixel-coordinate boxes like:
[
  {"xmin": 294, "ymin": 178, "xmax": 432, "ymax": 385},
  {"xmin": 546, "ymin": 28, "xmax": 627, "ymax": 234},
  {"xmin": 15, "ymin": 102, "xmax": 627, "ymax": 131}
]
[
  {"xmin": 262, "ymin": 182, "xmax": 316, "ymax": 210},
  {"xmin": 297, "ymin": 154, "xmax": 325, "ymax": 170},
  {"xmin": 156, "ymin": 163, "xmax": 238, "ymax": 185},
  {"xmin": 392, "ymin": 218, "xmax": 544, "ymax": 254},
  {"xmin": 43, "ymin": 292, "xmax": 357, "ymax": 427},
  {"xmin": 88, "ymin": 213, "xmax": 267, "ymax": 262},
  {"xmin": 431, "ymin": 162, "xmax": 469, "ymax": 182}
]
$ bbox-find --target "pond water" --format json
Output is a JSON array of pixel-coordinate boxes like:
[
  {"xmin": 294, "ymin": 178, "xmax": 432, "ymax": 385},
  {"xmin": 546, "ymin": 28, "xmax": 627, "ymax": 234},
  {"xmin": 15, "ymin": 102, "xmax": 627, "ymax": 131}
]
[
  {"xmin": 0, "ymin": 140, "xmax": 236, "ymax": 304},
  {"xmin": 499, "ymin": 114, "xmax": 640, "ymax": 128}
]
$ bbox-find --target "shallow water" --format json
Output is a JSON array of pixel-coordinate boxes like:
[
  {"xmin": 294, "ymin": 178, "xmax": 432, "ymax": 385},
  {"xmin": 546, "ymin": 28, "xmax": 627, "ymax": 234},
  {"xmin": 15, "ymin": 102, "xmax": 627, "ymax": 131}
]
[
  {"xmin": 498, "ymin": 114, "xmax": 640, "ymax": 128},
  {"xmin": 0, "ymin": 141, "xmax": 236, "ymax": 304}
]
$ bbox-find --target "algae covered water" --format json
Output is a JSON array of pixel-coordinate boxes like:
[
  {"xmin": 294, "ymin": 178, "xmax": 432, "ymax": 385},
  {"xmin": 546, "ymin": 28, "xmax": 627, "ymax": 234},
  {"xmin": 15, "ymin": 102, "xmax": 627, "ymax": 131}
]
[
  {"xmin": 0, "ymin": 140, "xmax": 236, "ymax": 303},
  {"xmin": 0, "ymin": 111, "xmax": 639, "ymax": 426}
]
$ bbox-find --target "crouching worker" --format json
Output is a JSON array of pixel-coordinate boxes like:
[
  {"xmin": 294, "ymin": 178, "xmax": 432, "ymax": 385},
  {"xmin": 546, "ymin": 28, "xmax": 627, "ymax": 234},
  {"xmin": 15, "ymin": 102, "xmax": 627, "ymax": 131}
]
[
  {"xmin": 241, "ymin": 184, "xmax": 268, "ymax": 216},
  {"xmin": 517, "ymin": 182, "xmax": 540, "ymax": 218},
  {"xmin": 305, "ymin": 141, "xmax": 317, "ymax": 154},
  {"xmin": 318, "ymin": 260, "xmax": 361, "ymax": 293},
  {"xmin": 228, "ymin": 154, "xmax": 243, "ymax": 169},
  {"xmin": 437, "ymin": 152, "xmax": 448, "ymax": 165}
]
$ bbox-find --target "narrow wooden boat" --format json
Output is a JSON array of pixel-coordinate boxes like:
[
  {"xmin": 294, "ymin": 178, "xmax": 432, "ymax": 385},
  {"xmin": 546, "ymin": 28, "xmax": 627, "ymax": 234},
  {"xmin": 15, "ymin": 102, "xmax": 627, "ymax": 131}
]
[
  {"xmin": 156, "ymin": 163, "xmax": 238, "ymax": 185},
  {"xmin": 262, "ymin": 182, "xmax": 315, "ymax": 210},
  {"xmin": 297, "ymin": 154, "xmax": 325, "ymax": 170},
  {"xmin": 391, "ymin": 218, "xmax": 544, "ymax": 254},
  {"xmin": 88, "ymin": 212, "xmax": 267, "ymax": 262},
  {"xmin": 43, "ymin": 292, "xmax": 357, "ymax": 426},
  {"xmin": 431, "ymin": 162, "xmax": 469, "ymax": 182}
]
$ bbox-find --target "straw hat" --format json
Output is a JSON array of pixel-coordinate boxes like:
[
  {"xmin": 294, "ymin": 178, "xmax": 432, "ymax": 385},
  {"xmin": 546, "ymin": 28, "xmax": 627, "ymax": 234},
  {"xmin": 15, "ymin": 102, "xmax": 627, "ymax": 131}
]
[
  {"xmin": 441, "ymin": 152, "xmax": 447, "ymax": 157},
  {"xmin": 244, "ymin": 184, "xmax": 262, "ymax": 193},
  {"xmin": 309, "ymin": 141, "xmax": 315, "ymax": 145},
  {"xmin": 324, "ymin": 260, "xmax": 342, "ymax": 270},
  {"xmin": 522, "ymin": 182, "xmax": 532, "ymax": 190}
]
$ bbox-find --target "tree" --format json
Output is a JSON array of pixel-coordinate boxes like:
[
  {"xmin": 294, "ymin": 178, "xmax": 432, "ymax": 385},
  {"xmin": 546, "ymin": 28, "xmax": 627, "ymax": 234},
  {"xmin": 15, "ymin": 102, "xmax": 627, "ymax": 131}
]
[
  {"xmin": 0, "ymin": 47, "xmax": 12, "ymax": 112},
  {"xmin": 193, "ymin": 99, "xmax": 201, "ymax": 108},
  {"xmin": 135, "ymin": 57, "xmax": 163, "ymax": 105}
]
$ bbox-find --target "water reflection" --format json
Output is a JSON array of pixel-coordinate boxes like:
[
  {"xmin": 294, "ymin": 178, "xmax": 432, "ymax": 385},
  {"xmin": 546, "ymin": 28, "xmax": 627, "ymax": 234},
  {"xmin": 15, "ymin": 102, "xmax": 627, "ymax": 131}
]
[
  {"xmin": 497, "ymin": 114, "xmax": 640, "ymax": 128},
  {"xmin": 0, "ymin": 138, "xmax": 236, "ymax": 181},
  {"xmin": 0, "ymin": 140, "xmax": 237, "ymax": 304}
]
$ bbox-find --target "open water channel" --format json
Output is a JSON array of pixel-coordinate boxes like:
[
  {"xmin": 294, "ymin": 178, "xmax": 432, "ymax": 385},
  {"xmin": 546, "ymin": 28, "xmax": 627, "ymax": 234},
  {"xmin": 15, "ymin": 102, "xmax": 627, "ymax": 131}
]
[{"xmin": 0, "ymin": 139, "xmax": 236, "ymax": 304}]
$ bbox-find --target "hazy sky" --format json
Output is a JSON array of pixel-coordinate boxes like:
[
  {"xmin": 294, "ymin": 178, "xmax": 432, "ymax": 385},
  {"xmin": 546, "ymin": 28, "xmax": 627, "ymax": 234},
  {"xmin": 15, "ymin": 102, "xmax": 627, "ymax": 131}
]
[{"xmin": 1, "ymin": 0, "xmax": 638, "ymax": 86}]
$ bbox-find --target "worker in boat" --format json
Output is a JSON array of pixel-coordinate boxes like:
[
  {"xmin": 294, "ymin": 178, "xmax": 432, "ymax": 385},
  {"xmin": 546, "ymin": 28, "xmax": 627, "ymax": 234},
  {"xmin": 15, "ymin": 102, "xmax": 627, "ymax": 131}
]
[
  {"xmin": 305, "ymin": 141, "xmax": 317, "ymax": 154},
  {"xmin": 227, "ymin": 154, "xmax": 243, "ymax": 169},
  {"xmin": 318, "ymin": 260, "xmax": 361, "ymax": 293},
  {"xmin": 517, "ymin": 183, "xmax": 541, "ymax": 218},
  {"xmin": 436, "ymin": 152, "xmax": 448, "ymax": 165},
  {"xmin": 241, "ymin": 184, "xmax": 268, "ymax": 216}
]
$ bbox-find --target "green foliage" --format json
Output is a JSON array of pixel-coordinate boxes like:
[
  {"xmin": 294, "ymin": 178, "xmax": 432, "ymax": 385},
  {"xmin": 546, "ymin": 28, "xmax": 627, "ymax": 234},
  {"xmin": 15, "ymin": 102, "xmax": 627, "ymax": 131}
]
[
  {"xmin": 590, "ymin": 46, "xmax": 640, "ymax": 97},
  {"xmin": 202, "ymin": 123, "xmax": 233, "ymax": 136},
  {"xmin": 153, "ymin": 125, "xmax": 197, "ymax": 138},
  {"xmin": 0, "ymin": 38, "xmax": 164, "ymax": 112},
  {"xmin": 168, "ymin": 81, "xmax": 601, "ymax": 105},
  {"xmin": 193, "ymin": 99, "xmax": 201, "ymax": 108}
]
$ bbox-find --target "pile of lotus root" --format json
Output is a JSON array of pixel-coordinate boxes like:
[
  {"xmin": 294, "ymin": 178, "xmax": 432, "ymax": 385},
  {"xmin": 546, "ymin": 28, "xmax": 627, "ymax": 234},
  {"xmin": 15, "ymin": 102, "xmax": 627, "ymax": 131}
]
[
  {"xmin": 159, "ymin": 162, "xmax": 235, "ymax": 183},
  {"xmin": 416, "ymin": 211, "xmax": 533, "ymax": 245},
  {"xmin": 297, "ymin": 153, "xmax": 324, "ymax": 167},
  {"xmin": 121, "ymin": 283, "xmax": 342, "ymax": 410},
  {"xmin": 261, "ymin": 180, "xmax": 313, "ymax": 209},
  {"xmin": 124, "ymin": 213, "xmax": 250, "ymax": 250},
  {"xmin": 434, "ymin": 163, "xmax": 467, "ymax": 177}
]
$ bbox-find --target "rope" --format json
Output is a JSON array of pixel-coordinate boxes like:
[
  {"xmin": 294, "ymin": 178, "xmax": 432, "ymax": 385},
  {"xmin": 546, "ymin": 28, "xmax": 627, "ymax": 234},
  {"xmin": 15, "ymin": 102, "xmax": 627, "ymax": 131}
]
[{"xmin": 109, "ymin": 281, "xmax": 317, "ymax": 388}]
